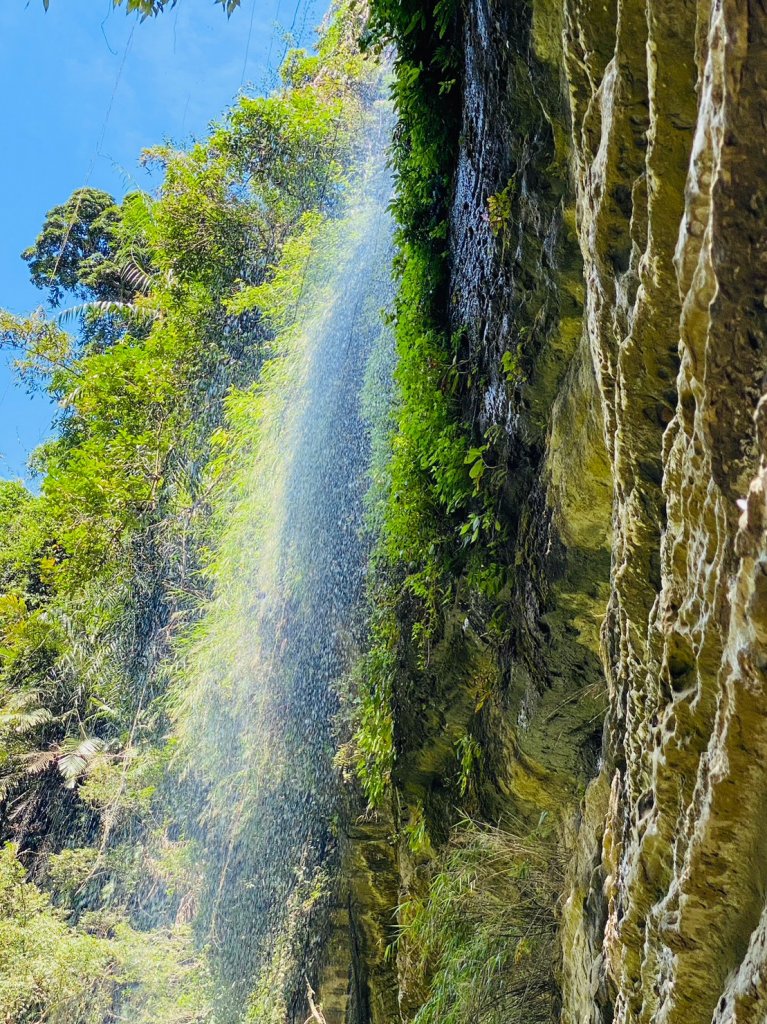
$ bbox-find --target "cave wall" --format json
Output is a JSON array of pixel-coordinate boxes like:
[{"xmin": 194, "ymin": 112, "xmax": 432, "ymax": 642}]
[{"xmin": 341, "ymin": 1, "xmax": 767, "ymax": 1022}]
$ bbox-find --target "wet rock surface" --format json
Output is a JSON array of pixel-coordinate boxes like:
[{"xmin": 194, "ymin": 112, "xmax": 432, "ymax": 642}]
[{"xmin": 344, "ymin": 0, "xmax": 767, "ymax": 1022}]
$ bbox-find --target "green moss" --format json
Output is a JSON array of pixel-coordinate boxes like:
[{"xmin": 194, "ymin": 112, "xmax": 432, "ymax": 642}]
[
  {"xmin": 353, "ymin": 0, "xmax": 522, "ymax": 808},
  {"xmin": 531, "ymin": 0, "xmax": 565, "ymax": 66}
]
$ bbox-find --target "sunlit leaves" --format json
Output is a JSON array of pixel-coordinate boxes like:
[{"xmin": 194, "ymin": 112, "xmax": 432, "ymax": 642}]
[
  {"xmin": 56, "ymin": 735, "xmax": 107, "ymax": 787},
  {"xmin": 0, "ymin": 842, "xmax": 216, "ymax": 1024},
  {"xmin": 22, "ymin": 188, "xmax": 121, "ymax": 306},
  {"xmin": 0, "ymin": 688, "xmax": 53, "ymax": 736},
  {"xmin": 42, "ymin": 0, "xmax": 242, "ymax": 16},
  {"xmin": 0, "ymin": 307, "xmax": 73, "ymax": 388},
  {"xmin": 110, "ymin": 0, "xmax": 241, "ymax": 17}
]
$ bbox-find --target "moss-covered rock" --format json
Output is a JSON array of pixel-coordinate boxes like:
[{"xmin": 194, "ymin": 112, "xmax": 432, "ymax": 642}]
[{"xmin": 344, "ymin": 0, "xmax": 767, "ymax": 1022}]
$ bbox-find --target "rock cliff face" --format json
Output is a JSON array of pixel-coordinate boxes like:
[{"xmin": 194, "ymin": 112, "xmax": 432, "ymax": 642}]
[
  {"xmin": 342, "ymin": 1, "xmax": 767, "ymax": 1022},
  {"xmin": 562, "ymin": 2, "xmax": 767, "ymax": 1021}
]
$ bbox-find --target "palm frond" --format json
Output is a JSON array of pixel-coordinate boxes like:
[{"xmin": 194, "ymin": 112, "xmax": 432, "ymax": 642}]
[
  {"xmin": 120, "ymin": 260, "xmax": 153, "ymax": 296},
  {"xmin": 57, "ymin": 736, "xmax": 107, "ymax": 786},
  {"xmin": 22, "ymin": 749, "xmax": 58, "ymax": 775},
  {"xmin": 55, "ymin": 300, "xmax": 159, "ymax": 328}
]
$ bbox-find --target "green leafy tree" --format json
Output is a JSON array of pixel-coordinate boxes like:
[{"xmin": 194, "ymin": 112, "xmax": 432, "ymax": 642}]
[
  {"xmin": 22, "ymin": 188, "xmax": 124, "ymax": 305},
  {"xmin": 21, "ymin": 187, "xmax": 155, "ymax": 350}
]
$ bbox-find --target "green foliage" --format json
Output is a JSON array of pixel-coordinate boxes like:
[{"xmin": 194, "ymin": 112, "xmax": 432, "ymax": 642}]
[
  {"xmin": 351, "ymin": 0, "xmax": 511, "ymax": 807},
  {"xmin": 22, "ymin": 188, "xmax": 119, "ymax": 305},
  {"xmin": 141, "ymin": 143, "xmax": 252, "ymax": 288},
  {"xmin": 0, "ymin": 841, "xmax": 215, "ymax": 1023},
  {"xmin": 454, "ymin": 733, "xmax": 481, "ymax": 797},
  {"xmin": 501, "ymin": 344, "xmax": 524, "ymax": 384},
  {"xmin": 350, "ymin": 613, "xmax": 397, "ymax": 808},
  {"xmin": 0, "ymin": 483, "xmax": 68, "ymax": 805},
  {"xmin": 112, "ymin": 0, "xmax": 241, "ymax": 15},
  {"xmin": 403, "ymin": 801, "xmax": 432, "ymax": 856},
  {"xmin": 1, "ymin": 4, "xmax": 382, "ymax": 1019},
  {"xmin": 0, "ymin": 481, "xmax": 53, "ymax": 594},
  {"xmin": 0, "ymin": 308, "xmax": 72, "ymax": 388},
  {"xmin": 487, "ymin": 181, "xmax": 516, "ymax": 238},
  {"xmin": 211, "ymin": 90, "xmax": 349, "ymax": 223},
  {"xmin": 0, "ymin": 842, "xmax": 118, "ymax": 1024},
  {"xmin": 349, "ymin": 72, "xmax": 472, "ymax": 805},
  {"xmin": 400, "ymin": 820, "xmax": 561, "ymax": 1024},
  {"xmin": 42, "ymin": 0, "xmax": 243, "ymax": 15},
  {"xmin": 21, "ymin": 187, "xmax": 152, "ymax": 318},
  {"xmin": 363, "ymin": 0, "xmax": 461, "ymax": 245}
]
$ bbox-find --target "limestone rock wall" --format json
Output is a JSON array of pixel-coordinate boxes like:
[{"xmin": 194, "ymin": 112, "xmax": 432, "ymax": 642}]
[
  {"xmin": 343, "ymin": 1, "xmax": 767, "ymax": 1022},
  {"xmin": 561, "ymin": 2, "xmax": 767, "ymax": 1021}
]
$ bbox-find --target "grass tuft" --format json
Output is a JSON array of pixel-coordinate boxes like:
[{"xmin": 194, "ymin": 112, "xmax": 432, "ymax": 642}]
[{"xmin": 399, "ymin": 818, "xmax": 563, "ymax": 1024}]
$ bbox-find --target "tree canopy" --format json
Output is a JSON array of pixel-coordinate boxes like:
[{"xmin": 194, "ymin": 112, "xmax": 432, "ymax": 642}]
[
  {"xmin": 0, "ymin": 6, "xmax": 384, "ymax": 1019},
  {"xmin": 22, "ymin": 187, "xmax": 151, "ymax": 308}
]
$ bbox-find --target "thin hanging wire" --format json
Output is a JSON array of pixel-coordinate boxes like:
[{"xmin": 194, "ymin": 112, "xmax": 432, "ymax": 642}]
[
  {"xmin": 49, "ymin": 25, "xmax": 136, "ymax": 291},
  {"xmin": 239, "ymin": 0, "xmax": 258, "ymax": 88}
]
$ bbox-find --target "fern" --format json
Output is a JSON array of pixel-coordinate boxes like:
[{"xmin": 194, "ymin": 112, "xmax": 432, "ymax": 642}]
[{"xmin": 0, "ymin": 690, "xmax": 53, "ymax": 735}]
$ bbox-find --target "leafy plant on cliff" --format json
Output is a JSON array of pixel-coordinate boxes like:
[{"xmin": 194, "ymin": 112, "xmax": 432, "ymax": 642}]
[
  {"xmin": 0, "ymin": 841, "xmax": 215, "ymax": 1024},
  {"xmin": 352, "ymin": 0, "xmax": 511, "ymax": 807}
]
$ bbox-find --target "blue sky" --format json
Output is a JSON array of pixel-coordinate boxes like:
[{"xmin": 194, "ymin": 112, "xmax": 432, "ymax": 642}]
[{"xmin": 0, "ymin": 0, "xmax": 321, "ymax": 482}]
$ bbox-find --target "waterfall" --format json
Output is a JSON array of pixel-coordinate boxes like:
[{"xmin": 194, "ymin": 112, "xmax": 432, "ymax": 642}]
[{"xmin": 171, "ymin": 98, "xmax": 396, "ymax": 1018}]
